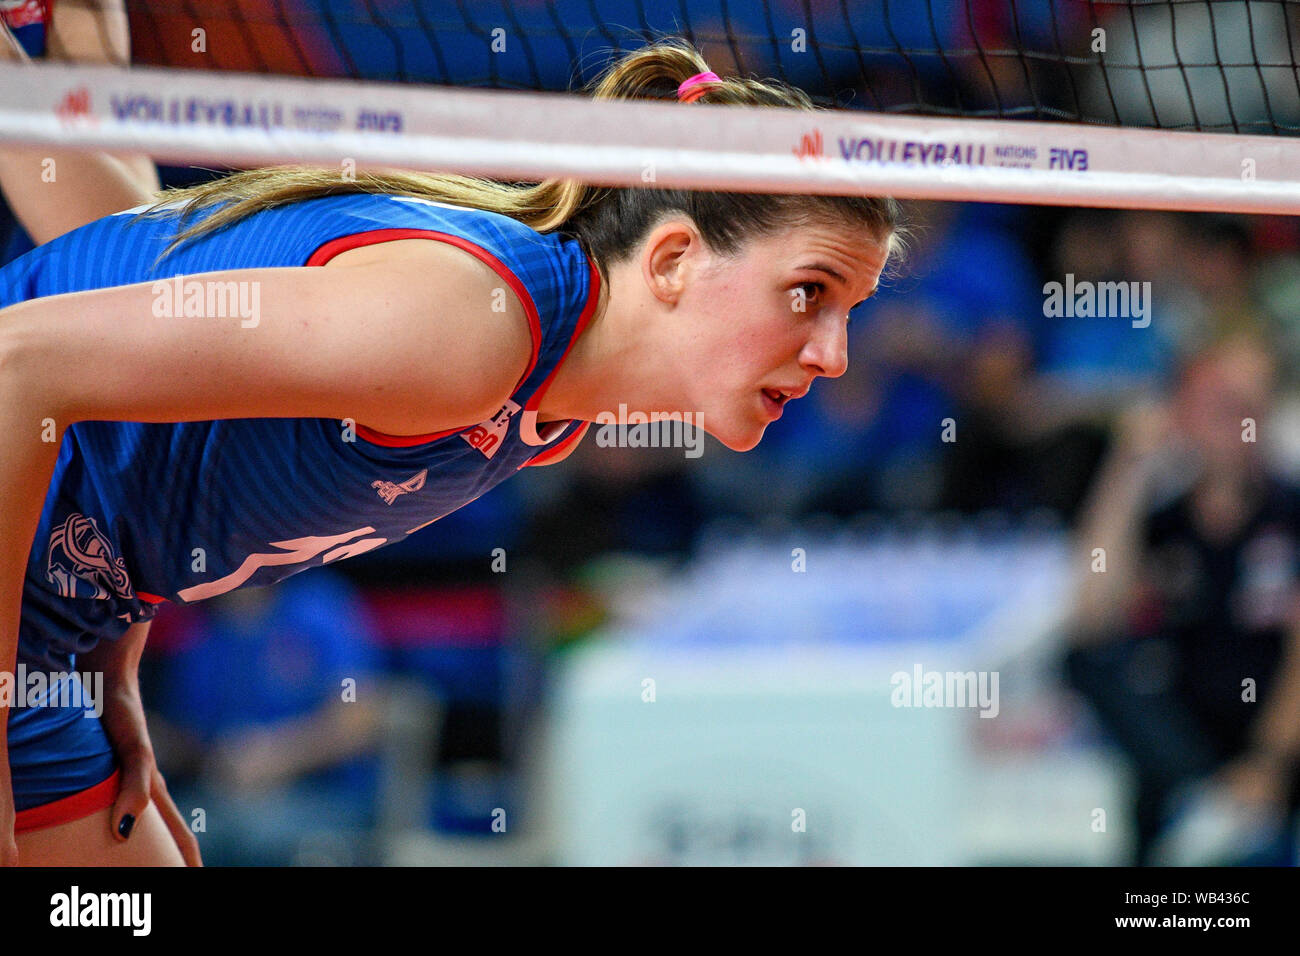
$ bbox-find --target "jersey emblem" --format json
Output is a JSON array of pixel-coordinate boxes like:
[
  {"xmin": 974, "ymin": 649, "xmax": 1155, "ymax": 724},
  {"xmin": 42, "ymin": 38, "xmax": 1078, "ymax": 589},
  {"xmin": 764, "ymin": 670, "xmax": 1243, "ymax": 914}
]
[
  {"xmin": 372, "ymin": 468, "xmax": 428, "ymax": 504},
  {"xmin": 45, "ymin": 513, "xmax": 136, "ymax": 600},
  {"xmin": 461, "ymin": 399, "xmax": 521, "ymax": 460}
]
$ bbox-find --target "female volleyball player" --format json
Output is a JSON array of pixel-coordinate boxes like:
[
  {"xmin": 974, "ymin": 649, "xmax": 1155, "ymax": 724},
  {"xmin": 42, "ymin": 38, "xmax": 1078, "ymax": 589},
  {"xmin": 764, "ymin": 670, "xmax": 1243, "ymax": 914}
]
[{"xmin": 0, "ymin": 37, "xmax": 901, "ymax": 865}]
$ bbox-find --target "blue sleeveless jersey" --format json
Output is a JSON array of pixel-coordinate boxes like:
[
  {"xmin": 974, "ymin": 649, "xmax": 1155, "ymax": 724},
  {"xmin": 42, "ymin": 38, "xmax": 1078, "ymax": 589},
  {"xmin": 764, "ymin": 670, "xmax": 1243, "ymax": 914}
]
[{"xmin": 1, "ymin": 191, "xmax": 600, "ymax": 670}]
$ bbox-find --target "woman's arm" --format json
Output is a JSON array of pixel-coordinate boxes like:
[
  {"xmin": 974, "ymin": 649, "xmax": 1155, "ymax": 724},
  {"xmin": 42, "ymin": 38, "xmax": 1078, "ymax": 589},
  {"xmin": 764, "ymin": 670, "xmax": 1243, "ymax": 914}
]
[
  {"xmin": 0, "ymin": 376, "xmax": 62, "ymax": 866},
  {"xmin": 2, "ymin": 243, "xmax": 532, "ymax": 430},
  {"xmin": 1064, "ymin": 402, "xmax": 1173, "ymax": 645},
  {"xmin": 0, "ymin": 0, "xmax": 161, "ymax": 243},
  {"xmin": 204, "ymin": 696, "xmax": 385, "ymax": 790},
  {"xmin": 0, "ymin": 239, "xmax": 533, "ymax": 863}
]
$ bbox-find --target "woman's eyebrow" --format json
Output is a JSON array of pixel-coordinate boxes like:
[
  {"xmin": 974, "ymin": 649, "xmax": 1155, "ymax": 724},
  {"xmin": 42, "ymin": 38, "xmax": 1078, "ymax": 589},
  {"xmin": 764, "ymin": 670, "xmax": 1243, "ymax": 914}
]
[
  {"xmin": 798, "ymin": 263, "xmax": 848, "ymax": 286},
  {"xmin": 800, "ymin": 263, "xmax": 876, "ymax": 307}
]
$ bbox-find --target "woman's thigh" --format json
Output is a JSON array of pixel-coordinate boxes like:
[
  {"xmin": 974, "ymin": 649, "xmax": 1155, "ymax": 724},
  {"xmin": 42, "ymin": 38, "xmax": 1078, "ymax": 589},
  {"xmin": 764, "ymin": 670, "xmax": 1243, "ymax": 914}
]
[{"xmin": 16, "ymin": 801, "xmax": 185, "ymax": 866}]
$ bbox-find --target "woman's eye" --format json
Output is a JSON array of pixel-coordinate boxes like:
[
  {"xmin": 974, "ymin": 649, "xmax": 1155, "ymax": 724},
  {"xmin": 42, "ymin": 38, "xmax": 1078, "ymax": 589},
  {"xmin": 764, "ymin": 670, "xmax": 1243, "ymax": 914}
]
[{"xmin": 791, "ymin": 282, "xmax": 824, "ymax": 309}]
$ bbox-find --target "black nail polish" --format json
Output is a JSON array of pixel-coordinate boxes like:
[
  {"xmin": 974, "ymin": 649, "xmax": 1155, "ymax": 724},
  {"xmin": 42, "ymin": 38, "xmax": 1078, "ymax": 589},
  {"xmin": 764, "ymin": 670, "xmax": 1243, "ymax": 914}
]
[{"xmin": 118, "ymin": 814, "xmax": 135, "ymax": 838}]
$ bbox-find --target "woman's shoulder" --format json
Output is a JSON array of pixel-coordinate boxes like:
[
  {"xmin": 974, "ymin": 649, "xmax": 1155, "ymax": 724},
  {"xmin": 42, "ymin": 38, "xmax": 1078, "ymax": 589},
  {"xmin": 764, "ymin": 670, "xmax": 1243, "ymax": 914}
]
[
  {"xmin": 289, "ymin": 192, "xmax": 567, "ymax": 259},
  {"xmin": 301, "ymin": 191, "xmax": 597, "ymax": 367},
  {"xmin": 320, "ymin": 192, "xmax": 594, "ymax": 310}
]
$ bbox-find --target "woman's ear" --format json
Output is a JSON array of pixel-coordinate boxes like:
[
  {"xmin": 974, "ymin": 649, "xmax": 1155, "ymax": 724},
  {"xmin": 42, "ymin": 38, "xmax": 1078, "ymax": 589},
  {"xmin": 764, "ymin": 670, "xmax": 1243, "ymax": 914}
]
[{"xmin": 641, "ymin": 218, "xmax": 704, "ymax": 306}]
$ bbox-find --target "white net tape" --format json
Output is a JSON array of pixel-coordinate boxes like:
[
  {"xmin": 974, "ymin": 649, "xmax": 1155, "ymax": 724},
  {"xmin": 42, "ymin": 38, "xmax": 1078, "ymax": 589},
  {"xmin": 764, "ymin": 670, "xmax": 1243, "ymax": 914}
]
[{"xmin": 1, "ymin": 61, "xmax": 1298, "ymax": 214}]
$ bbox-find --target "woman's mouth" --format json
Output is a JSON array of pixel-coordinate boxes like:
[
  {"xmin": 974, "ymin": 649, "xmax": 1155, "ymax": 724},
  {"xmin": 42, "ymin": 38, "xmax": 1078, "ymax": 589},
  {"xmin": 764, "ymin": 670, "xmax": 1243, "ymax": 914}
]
[{"xmin": 761, "ymin": 388, "xmax": 787, "ymax": 419}]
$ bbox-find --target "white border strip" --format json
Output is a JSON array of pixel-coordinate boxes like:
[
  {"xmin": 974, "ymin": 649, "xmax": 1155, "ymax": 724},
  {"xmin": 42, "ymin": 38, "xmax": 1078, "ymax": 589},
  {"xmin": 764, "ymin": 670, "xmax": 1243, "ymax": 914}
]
[{"xmin": 1, "ymin": 61, "xmax": 1298, "ymax": 214}]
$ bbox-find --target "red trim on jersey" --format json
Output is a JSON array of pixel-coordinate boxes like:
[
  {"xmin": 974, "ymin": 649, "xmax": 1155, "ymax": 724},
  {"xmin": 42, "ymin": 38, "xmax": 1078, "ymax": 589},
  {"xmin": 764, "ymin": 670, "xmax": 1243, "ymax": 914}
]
[
  {"xmin": 136, "ymin": 591, "xmax": 166, "ymax": 604},
  {"xmin": 520, "ymin": 255, "xmax": 603, "ymax": 467},
  {"xmin": 306, "ymin": 228, "xmax": 544, "ymax": 448},
  {"xmin": 521, "ymin": 420, "xmax": 591, "ymax": 468},
  {"xmin": 14, "ymin": 768, "xmax": 120, "ymax": 834}
]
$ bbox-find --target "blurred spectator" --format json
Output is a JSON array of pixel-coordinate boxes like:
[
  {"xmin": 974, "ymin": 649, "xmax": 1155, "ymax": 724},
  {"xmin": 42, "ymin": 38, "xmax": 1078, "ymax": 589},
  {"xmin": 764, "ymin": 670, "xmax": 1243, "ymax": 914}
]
[
  {"xmin": 948, "ymin": 208, "xmax": 1237, "ymax": 525},
  {"xmin": 145, "ymin": 569, "xmax": 385, "ymax": 866},
  {"xmin": 1064, "ymin": 333, "xmax": 1300, "ymax": 865},
  {"xmin": 1183, "ymin": 215, "xmax": 1275, "ymax": 346},
  {"xmin": 1032, "ymin": 210, "xmax": 1186, "ymax": 406},
  {"xmin": 1253, "ymin": 215, "xmax": 1300, "ymax": 366}
]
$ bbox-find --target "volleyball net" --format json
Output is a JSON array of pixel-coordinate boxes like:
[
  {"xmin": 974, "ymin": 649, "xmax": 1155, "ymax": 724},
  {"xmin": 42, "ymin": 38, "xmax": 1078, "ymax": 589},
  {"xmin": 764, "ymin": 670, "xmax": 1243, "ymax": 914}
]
[{"xmin": 0, "ymin": 1, "xmax": 1298, "ymax": 213}]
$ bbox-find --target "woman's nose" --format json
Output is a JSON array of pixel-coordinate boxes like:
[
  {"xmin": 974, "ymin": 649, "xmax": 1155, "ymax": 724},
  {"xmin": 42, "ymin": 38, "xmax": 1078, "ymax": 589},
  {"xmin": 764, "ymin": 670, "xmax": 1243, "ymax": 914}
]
[{"xmin": 802, "ymin": 318, "xmax": 849, "ymax": 378}]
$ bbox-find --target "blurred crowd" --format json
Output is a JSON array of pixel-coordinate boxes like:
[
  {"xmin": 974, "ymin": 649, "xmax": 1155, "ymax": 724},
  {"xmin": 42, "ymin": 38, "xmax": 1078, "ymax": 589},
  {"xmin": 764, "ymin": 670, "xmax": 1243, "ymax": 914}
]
[{"xmin": 5, "ymin": 0, "xmax": 1300, "ymax": 864}]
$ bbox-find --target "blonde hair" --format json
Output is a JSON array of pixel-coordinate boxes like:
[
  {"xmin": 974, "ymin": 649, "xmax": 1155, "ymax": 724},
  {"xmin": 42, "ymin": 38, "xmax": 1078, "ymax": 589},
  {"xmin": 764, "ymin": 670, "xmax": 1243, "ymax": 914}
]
[{"xmin": 141, "ymin": 36, "xmax": 903, "ymax": 278}]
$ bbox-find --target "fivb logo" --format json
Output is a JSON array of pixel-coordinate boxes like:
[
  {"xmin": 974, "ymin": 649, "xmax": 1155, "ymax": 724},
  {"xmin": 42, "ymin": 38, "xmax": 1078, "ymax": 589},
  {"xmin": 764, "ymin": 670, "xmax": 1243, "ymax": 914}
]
[{"xmin": 50, "ymin": 886, "xmax": 151, "ymax": 936}]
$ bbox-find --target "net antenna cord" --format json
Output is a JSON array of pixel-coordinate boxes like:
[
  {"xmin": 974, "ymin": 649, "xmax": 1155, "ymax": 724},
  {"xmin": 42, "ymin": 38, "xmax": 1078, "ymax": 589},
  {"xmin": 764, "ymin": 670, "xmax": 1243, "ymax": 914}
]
[{"xmin": 1, "ymin": 61, "xmax": 1297, "ymax": 215}]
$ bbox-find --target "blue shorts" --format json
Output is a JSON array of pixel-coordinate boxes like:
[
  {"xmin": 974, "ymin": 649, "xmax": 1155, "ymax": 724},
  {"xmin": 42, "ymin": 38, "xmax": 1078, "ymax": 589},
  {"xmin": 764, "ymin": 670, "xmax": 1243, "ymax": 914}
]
[{"xmin": 7, "ymin": 668, "xmax": 118, "ymax": 828}]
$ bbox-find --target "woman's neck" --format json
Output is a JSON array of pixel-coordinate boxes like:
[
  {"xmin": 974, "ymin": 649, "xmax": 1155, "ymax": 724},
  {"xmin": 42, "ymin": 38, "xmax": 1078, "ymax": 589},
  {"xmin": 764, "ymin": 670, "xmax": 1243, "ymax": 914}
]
[{"xmin": 533, "ymin": 260, "xmax": 654, "ymax": 424}]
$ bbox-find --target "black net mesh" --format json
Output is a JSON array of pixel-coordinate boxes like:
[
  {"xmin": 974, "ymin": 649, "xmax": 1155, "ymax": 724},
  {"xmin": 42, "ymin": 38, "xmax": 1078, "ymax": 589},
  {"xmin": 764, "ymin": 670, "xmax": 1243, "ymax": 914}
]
[{"xmin": 124, "ymin": 1, "xmax": 1300, "ymax": 135}]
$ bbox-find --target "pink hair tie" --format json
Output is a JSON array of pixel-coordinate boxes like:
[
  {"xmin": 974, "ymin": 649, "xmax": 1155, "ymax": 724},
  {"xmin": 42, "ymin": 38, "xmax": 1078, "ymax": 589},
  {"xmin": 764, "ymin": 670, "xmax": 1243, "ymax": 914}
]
[{"xmin": 677, "ymin": 71, "xmax": 721, "ymax": 102}]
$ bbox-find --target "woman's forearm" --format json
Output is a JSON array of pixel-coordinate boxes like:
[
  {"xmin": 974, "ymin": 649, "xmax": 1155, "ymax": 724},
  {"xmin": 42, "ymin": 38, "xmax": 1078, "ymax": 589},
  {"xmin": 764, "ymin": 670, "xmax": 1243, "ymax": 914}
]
[
  {"xmin": 1065, "ymin": 445, "xmax": 1161, "ymax": 643},
  {"xmin": 0, "ymin": 328, "xmax": 67, "ymax": 678},
  {"xmin": 0, "ymin": 148, "xmax": 160, "ymax": 246},
  {"xmin": 1064, "ymin": 402, "xmax": 1175, "ymax": 645},
  {"xmin": 1248, "ymin": 628, "xmax": 1300, "ymax": 764}
]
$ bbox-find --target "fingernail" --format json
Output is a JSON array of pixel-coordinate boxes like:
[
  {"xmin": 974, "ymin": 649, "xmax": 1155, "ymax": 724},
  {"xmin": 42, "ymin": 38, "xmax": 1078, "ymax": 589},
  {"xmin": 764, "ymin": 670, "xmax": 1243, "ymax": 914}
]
[{"xmin": 118, "ymin": 814, "xmax": 135, "ymax": 838}]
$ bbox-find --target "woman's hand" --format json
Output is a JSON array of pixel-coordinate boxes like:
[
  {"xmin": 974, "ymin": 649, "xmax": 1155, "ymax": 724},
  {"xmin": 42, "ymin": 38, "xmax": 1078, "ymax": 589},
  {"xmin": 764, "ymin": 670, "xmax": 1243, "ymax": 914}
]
[
  {"xmin": 1112, "ymin": 398, "xmax": 1176, "ymax": 464},
  {"xmin": 203, "ymin": 729, "xmax": 292, "ymax": 793},
  {"xmin": 81, "ymin": 621, "xmax": 203, "ymax": 866},
  {"xmin": 1, "ymin": 762, "xmax": 17, "ymax": 866},
  {"xmin": 103, "ymin": 702, "xmax": 203, "ymax": 867}
]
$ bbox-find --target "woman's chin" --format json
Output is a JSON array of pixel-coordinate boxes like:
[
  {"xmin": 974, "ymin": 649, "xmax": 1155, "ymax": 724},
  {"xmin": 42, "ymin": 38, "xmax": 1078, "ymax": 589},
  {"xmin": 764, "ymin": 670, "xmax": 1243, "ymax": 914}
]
[{"xmin": 711, "ymin": 421, "xmax": 766, "ymax": 453}]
